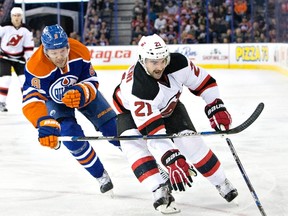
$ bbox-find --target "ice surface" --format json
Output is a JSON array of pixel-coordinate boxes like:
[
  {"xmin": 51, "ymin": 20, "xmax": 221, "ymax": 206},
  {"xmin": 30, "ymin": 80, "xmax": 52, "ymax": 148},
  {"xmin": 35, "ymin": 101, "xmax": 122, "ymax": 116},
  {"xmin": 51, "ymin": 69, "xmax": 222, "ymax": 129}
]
[{"xmin": 1, "ymin": 69, "xmax": 287, "ymax": 216}]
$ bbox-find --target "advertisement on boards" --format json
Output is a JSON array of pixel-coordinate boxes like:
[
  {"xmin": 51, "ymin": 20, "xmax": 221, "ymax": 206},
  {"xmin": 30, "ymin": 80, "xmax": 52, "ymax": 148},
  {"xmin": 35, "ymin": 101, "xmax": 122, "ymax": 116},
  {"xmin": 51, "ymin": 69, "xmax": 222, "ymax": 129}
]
[{"xmin": 87, "ymin": 43, "xmax": 288, "ymax": 75}]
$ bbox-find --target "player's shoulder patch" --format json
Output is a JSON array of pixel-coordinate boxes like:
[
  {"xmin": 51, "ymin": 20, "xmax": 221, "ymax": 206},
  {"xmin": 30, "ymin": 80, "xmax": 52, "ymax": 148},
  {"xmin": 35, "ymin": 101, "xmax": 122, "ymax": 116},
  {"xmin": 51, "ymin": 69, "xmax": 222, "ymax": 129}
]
[
  {"xmin": 68, "ymin": 38, "xmax": 90, "ymax": 61},
  {"xmin": 132, "ymin": 63, "xmax": 159, "ymax": 100},
  {"xmin": 164, "ymin": 53, "xmax": 188, "ymax": 75}
]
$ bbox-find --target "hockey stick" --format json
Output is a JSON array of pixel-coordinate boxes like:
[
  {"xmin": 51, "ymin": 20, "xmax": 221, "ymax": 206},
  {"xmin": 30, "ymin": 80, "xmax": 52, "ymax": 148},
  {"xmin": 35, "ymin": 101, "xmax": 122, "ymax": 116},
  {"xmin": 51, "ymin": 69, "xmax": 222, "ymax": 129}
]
[
  {"xmin": 0, "ymin": 55, "xmax": 25, "ymax": 64},
  {"xmin": 58, "ymin": 102, "xmax": 264, "ymax": 142},
  {"xmin": 226, "ymin": 138, "xmax": 267, "ymax": 216}
]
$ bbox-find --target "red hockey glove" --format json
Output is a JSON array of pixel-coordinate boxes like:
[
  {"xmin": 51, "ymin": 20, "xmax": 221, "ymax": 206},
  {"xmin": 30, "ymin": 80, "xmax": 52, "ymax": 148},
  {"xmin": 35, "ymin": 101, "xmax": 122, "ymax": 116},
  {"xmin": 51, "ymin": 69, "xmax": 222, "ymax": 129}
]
[
  {"xmin": 37, "ymin": 116, "xmax": 61, "ymax": 149},
  {"xmin": 205, "ymin": 98, "xmax": 232, "ymax": 131},
  {"xmin": 161, "ymin": 150, "xmax": 193, "ymax": 191},
  {"xmin": 62, "ymin": 83, "xmax": 93, "ymax": 108}
]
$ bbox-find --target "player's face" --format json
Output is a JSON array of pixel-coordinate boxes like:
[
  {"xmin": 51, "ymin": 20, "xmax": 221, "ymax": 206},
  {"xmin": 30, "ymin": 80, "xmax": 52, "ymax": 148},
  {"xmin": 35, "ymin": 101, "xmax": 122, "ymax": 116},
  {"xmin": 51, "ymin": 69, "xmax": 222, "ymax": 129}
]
[
  {"xmin": 145, "ymin": 58, "xmax": 167, "ymax": 79},
  {"xmin": 46, "ymin": 47, "xmax": 69, "ymax": 68},
  {"xmin": 11, "ymin": 14, "xmax": 22, "ymax": 28}
]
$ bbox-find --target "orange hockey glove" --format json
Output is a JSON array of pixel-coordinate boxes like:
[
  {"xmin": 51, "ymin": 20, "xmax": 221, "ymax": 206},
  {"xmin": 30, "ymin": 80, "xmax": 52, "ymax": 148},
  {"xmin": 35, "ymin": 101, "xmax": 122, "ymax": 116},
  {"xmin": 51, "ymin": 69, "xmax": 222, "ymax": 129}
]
[
  {"xmin": 62, "ymin": 83, "xmax": 92, "ymax": 108},
  {"xmin": 37, "ymin": 116, "xmax": 61, "ymax": 149}
]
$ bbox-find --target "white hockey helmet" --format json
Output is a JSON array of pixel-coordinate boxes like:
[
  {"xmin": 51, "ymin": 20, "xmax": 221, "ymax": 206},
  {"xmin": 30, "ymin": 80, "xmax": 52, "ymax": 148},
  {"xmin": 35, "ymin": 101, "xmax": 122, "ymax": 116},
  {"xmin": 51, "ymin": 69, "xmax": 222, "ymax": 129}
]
[
  {"xmin": 11, "ymin": 7, "xmax": 23, "ymax": 17},
  {"xmin": 138, "ymin": 34, "xmax": 170, "ymax": 65}
]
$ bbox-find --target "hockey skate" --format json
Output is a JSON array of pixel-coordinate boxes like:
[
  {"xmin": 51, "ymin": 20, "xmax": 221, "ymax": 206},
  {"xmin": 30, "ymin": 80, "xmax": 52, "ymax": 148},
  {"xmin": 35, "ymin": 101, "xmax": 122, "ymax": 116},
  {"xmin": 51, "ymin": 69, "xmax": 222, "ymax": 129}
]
[
  {"xmin": 158, "ymin": 165, "xmax": 172, "ymax": 191},
  {"xmin": 216, "ymin": 178, "xmax": 238, "ymax": 202},
  {"xmin": 96, "ymin": 170, "xmax": 113, "ymax": 193},
  {"xmin": 0, "ymin": 102, "xmax": 8, "ymax": 112},
  {"xmin": 153, "ymin": 184, "xmax": 180, "ymax": 214}
]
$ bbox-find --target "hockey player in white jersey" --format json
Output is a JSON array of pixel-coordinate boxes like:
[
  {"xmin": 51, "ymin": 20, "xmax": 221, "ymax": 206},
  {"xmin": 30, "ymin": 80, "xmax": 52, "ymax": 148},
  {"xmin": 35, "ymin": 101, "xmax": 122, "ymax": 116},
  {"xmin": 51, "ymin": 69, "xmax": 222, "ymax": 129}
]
[
  {"xmin": 0, "ymin": 7, "xmax": 34, "ymax": 112},
  {"xmin": 113, "ymin": 34, "xmax": 238, "ymax": 214}
]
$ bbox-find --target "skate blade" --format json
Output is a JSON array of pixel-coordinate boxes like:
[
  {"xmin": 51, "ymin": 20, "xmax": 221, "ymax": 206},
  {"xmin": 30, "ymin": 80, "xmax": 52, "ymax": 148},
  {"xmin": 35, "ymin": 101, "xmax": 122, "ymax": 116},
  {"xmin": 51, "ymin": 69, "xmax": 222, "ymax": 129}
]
[
  {"xmin": 231, "ymin": 197, "xmax": 239, "ymax": 206},
  {"xmin": 104, "ymin": 189, "xmax": 114, "ymax": 199},
  {"xmin": 157, "ymin": 202, "xmax": 181, "ymax": 214}
]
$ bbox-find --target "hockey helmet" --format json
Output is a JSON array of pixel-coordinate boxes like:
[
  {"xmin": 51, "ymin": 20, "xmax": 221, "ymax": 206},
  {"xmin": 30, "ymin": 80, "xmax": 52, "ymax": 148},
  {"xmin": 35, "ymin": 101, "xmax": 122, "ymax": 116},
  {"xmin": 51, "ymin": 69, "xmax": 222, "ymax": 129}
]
[
  {"xmin": 41, "ymin": 24, "xmax": 68, "ymax": 50},
  {"xmin": 11, "ymin": 7, "xmax": 23, "ymax": 16},
  {"xmin": 138, "ymin": 34, "xmax": 170, "ymax": 64}
]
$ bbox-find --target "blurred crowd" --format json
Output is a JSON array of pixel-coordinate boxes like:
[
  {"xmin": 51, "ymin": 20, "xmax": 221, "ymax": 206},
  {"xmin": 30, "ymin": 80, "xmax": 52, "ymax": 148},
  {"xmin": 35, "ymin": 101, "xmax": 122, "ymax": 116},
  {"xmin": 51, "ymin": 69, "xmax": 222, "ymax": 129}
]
[
  {"xmin": 0, "ymin": 2, "xmax": 3, "ymax": 17},
  {"xmin": 83, "ymin": 0, "xmax": 113, "ymax": 46},
  {"xmin": 1, "ymin": 0, "xmax": 287, "ymax": 46},
  {"xmin": 130, "ymin": 0, "xmax": 288, "ymax": 45},
  {"xmin": 29, "ymin": 0, "xmax": 113, "ymax": 47}
]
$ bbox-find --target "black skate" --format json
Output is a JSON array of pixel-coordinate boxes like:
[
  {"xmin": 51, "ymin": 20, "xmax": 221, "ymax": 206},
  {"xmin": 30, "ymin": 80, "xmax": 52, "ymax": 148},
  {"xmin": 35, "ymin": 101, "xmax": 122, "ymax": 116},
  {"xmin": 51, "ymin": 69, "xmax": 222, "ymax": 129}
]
[
  {"xmin": 153, "ymin": 184, "xmax": 180, "ymax": 214},
  {"xmin": 96, "ymin": 170, "xmax": 113, "ymax": 193},
  {"xmin": 216, "ymin": 178, "xmax": 238, "ymax": 202},
  {"xmin": 0, "ymin": 102, "xmax": 8, "ymax": 112}
]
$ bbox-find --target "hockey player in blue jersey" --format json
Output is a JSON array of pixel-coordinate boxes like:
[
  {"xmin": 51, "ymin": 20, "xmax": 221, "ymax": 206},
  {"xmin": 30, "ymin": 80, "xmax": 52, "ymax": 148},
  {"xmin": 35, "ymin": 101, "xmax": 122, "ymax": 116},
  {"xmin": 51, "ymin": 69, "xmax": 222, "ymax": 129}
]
[{"xmin": 22, "ymin": 24, "xmax": 120, "ymax": 193}]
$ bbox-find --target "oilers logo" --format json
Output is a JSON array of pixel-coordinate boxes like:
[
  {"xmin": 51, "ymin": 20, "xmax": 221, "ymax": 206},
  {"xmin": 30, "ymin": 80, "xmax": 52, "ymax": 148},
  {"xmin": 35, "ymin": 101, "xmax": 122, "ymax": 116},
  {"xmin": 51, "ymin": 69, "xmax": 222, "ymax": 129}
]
[{"xmin": 49, "ymin": 75, "xmax": 78, "ymax": 103}]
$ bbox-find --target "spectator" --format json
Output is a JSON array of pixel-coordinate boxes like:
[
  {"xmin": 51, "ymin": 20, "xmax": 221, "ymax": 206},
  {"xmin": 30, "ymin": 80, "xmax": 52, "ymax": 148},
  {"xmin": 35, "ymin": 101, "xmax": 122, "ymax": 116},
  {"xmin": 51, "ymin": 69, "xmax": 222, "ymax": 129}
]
[
  {"xmin": 197, "ymin": 24, "xmax": 208, "ymax": 43},
  {"xmin": 222, "ymin": 36, "xmax": 230, "ymax": 43},
  {"xmin": 159, "ymin": 25, "xmax": 168, "ymax": 42},
  {"xmin": 84, "ymin": 35, "xmax": 97, "ymax": 46},
  {"xmin": 133, "ymin": 0, "xmax": 144, "ymax": 17},
  {"xmin": 69, "ymin": 31, "xmax": 81, "ymax": 41},
  {"xmin": 98, "ymin": 33, "xmax": 109, "ymax": 45},
  {"xmin": 234, "ymin": 0, "xmax": 248, "ymax": 16},
  {"xmin": 99, "ymin": 0, "xmax": 114, "ymax": 12},
  {"xmin": 153, "ymin": 0, "xmax": 165, "ymax": 14},
  {"xmin": 147, "ymin": 6, "xmax": 157, "ymax": 23},
  {"xmin": 184, "ymin": 18, "xmax": 199, "ymax": 34},
  {"xmin": 238, "ymin": 16, "xmax": 251, "ymax": 34},
  {"xmin": 85, "ymin": 23, "xmax": 98, "ymax": 41},
  {"xmin": 225, "ymin": 28, "xmax": 233, "ymax": 42},
  {"xmin": 132, "ymin": 25, "xmax": 145, "ymax": 39},
  {"xmin": 166, "ymin": 24, "xmax": 178, "ymax": 44},
  {"xmin": 154, "ymin": 12, "xmax": 167, "ymax": 33},
  {"xmin": 97, "ymin": 21, "xmax": 110, "ymax": 40},
  {"xmin": 183, "ymin": 32, "xmax": 198, "ymax": 44},
  {"xmin": 90, "ymin": 14, "xmax": 102, "ymax": 33},
  {"xmin": 130, "ymin": 38, "xmax": 138, "ymax": 45},
  {"xmin": 131, "ymin": 14, "xmax": 144, "ymax": 31},
  {"xmin": 234, "ymin": 0, "xmax": 248, "ymax": 23},
  {"xmin": 225, "ymin": 4, "xmax": 233, "ymax": 24},
  {"xmin": 234, "ymin": 27, "xmax": 244, "ymax": 43},
  {"xmin": 164, "ymin": 0, "xmax": 179, "ymax": 16},
  {"xmin": 0, "ymin": 5, "xmax": 3, "ymax": 18},
  {"xmin": 33, "ymin": 29, "xmax": 42, "ymax": 47}
]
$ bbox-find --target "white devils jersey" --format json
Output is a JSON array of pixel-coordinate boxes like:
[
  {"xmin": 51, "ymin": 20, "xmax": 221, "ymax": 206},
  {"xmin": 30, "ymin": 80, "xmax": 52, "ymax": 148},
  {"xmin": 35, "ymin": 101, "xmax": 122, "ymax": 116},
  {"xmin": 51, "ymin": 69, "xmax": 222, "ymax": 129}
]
[
  {"xmin": 113, "ymin": 53, "xmax": 220, "ymax": 135},
  {"xmin": 0, "ymin": 22, "xmax": 34, "ymax": 60}
]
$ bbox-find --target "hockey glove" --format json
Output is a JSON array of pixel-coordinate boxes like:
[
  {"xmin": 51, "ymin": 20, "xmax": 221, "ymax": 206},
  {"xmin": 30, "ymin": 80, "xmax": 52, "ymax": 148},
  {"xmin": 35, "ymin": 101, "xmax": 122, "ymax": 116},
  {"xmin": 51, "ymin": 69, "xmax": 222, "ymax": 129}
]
[
  {"xmin": 161, "ymin": 150, "xmax": 193, "ymax": 191},
  {"xmin": 205, "ymin": 98, "xmax": 232, "ymax": 131},
  {"xmin": 62, "ymin": 83, "xmax": 95, "ymax": 108},
  {"xmin": 37, "ymin": 116, "xmax": 61, "ymax": 149}
]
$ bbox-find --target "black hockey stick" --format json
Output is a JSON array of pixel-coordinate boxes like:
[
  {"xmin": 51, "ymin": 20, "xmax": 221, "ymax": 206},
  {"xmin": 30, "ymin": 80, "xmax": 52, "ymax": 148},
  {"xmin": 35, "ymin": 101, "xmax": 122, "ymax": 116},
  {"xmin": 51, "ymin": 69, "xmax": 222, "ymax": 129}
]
[
  {"xmin": 226, "ymin": 138, "xmax": 267, "ymax": 216},
  {"xmin": 0, "ymin": 55, "xmax": 25, "ymax": 64},
  {"xmin": 58, "ymin": 102, "xmax": 264, "ymax": 142}
]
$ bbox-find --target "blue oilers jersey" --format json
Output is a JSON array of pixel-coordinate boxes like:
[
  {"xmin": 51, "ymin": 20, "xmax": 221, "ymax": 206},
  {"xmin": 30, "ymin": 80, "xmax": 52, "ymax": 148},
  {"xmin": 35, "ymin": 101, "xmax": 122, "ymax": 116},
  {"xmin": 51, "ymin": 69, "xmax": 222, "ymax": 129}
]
[{"xmin": 22, "ymin": 38, "xmax": 98, "ymax": 127}]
